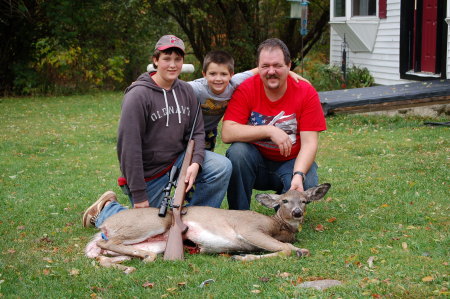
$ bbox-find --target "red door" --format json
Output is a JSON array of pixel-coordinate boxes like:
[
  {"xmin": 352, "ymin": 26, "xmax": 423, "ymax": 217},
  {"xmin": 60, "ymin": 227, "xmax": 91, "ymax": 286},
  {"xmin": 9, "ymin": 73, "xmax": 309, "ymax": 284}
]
[{"xmin": 421, "ymin": 0, "xmax": 438, "ymax": 73}]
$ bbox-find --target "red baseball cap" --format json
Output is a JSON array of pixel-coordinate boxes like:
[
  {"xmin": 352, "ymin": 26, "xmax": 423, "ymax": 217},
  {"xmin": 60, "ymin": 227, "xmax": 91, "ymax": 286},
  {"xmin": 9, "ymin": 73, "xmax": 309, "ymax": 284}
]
[{"xmin": 155, "ymin": 35, "xmax": 185, "ymax": 53}]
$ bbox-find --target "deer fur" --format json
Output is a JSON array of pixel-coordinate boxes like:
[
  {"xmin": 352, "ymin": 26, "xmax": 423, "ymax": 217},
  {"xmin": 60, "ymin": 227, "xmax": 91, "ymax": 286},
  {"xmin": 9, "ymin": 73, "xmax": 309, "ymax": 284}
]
[{"xmin": 85, "ymin": 183, "xmax": 331, "ymax": 272}]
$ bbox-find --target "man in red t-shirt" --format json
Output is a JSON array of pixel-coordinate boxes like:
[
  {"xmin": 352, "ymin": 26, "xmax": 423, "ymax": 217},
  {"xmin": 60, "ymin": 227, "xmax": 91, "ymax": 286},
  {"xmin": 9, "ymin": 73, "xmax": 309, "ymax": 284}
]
[{"xmin": 222, "ymin": 38, "xmax": 326, "ymax": 210}]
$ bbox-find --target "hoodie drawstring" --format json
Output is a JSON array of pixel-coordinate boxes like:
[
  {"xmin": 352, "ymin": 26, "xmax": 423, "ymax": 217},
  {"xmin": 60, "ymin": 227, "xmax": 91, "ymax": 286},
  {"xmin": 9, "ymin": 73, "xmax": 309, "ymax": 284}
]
[
  {"xmin": 162, "ymin": 89, "xmax": 170, "ymax": 127},
  {"xmin": 172, "ymin": 89, "xmax": 182, "ymax": 124},
  {"xmin": 162, "ymin": 88, "xmax": 182, "ymax": 127}
]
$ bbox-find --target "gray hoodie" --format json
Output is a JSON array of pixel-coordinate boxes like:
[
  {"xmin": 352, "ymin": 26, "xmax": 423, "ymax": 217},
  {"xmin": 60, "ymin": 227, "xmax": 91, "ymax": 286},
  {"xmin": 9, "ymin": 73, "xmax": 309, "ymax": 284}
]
[{"xmin": 117, "ymin": 72, "xmax": 205, "ymax": 204}]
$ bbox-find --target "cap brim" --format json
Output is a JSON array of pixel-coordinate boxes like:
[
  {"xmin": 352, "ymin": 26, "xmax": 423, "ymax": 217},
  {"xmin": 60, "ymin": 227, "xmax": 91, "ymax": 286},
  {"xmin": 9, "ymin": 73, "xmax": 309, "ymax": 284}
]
[{"xmin": 156, "ymin": 45, "xmax": 185, "ymax": 53}]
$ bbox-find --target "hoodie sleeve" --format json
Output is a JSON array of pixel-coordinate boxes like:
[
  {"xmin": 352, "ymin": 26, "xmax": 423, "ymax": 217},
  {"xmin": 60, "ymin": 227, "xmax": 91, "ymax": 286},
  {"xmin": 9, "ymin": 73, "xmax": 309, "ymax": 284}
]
[{"xmin": 117, "ymin": 87, "xmax": 149, "ymax": 204}]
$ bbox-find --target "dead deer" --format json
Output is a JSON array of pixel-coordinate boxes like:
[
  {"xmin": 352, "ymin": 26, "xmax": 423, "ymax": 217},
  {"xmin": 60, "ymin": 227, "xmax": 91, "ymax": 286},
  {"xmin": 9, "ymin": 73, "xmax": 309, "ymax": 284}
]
[{"xmin": 85, "ymin": 183, "xmax": 331, "ymax": 272}]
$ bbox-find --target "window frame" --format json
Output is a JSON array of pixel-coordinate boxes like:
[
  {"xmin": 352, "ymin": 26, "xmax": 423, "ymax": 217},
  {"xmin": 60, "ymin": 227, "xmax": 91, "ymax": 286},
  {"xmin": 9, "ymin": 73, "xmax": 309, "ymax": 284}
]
[{"xmin": 331, "ymin": 0, "xmax": 379, "ymax": 20}]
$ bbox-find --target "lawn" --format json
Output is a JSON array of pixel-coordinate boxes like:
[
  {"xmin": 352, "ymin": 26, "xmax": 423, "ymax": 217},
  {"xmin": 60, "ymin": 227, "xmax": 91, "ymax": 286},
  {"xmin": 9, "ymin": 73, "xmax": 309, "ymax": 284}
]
[{"xmin": 0, "ymin": 93, "xmax": 448, "ymax": 298}]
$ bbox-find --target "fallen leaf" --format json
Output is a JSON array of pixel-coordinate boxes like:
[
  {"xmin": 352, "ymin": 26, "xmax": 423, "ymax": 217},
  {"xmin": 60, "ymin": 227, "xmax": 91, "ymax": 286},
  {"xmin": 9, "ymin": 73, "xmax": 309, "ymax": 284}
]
[
  {"xmin": 7, "ymin": 249, "xmax": 16, "ymax": 254},
  {"xmin": 402, "ymin": 242, "xmax": 408, "ymax": 250},
  {"xmin": 251, "ymin": 290, "xmax": 261, "ymax": 294},
  {"xmin": 367, "ymin": 256, "xmax": 375, "ymax": 268},
  {"xmin": 142, "ymin": 281, "xmax": 155, "ymax": 288},
  {"xmin": 380, "ymin": 204, "xmax": 389, "ymax": 208},
  {"xmin": 259, "ymin": 277, "xmax": 270, "ymax": 282},
  {"xmin": 166, "ymin": 287, "xmax": 177, "ymax": 292},
  {"xmin": 315, "ymin": 224, "xmax": 325, "ymax": 232},
  {"xmin": 325, "ymin": 197, "xmax": 333, "ymax": 202},
  {"xmin": 278, "ymin": 272, "xmax": 291, "ymax": 278},
  {"xmin": 42, "ymin": 269, "xmax": 51, "ymax": 275},
  {"xmin": 422, "ymin": 276, "xmax": 433, "ymax": 282},
  {"xmin": 327, "ymin": 217, "xmax": 337, "ymax": 223},
  {"xmin": 370, "ymin": 248, "xmax": 379, "ymax": 254},
  {"xmin": 69, "ymin": 269, "xmax": 80, "ymax": 276},
  {"xmin": 89, "ymin": 286, "xmax": 106, "ymax": 292},
  {"xmin": 40, "ymin": 236, "xmax": 53, "ymax": 243},
  {"xmin": 177, "ymin": 282, "xmax": 187, "ymax": 287}
]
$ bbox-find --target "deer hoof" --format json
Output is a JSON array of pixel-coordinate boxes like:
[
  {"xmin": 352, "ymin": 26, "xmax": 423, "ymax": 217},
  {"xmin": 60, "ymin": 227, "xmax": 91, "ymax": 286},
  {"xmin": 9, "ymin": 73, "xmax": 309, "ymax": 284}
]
[
  {"xmin": 296, "ymin": 248, "xmax": 310, "ymax": 257},
  {"xmin": 143, "ymin": 253, "xmax": 157, "ymax": 263},
  {"xmin": 231, "ymin": 254, "xmax": 246, "ymax": 261}
]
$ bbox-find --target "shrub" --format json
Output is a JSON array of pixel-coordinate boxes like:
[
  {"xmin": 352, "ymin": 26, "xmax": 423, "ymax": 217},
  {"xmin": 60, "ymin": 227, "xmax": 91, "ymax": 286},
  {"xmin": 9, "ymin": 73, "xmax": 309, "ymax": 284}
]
[
  {"xmin": 297, "ymin": 57, "xmax": 375, "ymax": 92},
  {"xmin": 15, "ymin": 38, "xmax": 130, "ymax": 95}
]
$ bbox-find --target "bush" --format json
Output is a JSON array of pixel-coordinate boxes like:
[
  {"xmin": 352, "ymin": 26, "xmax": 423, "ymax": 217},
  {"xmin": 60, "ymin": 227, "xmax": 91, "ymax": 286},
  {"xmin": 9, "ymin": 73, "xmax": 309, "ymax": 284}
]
[
  {"xmin": 297, "ymin": 56, "xmax": 375, "ymax": 92},
  {"xmin": 18, "ymin": 38, "xmax": 130, "ymax": 95}
]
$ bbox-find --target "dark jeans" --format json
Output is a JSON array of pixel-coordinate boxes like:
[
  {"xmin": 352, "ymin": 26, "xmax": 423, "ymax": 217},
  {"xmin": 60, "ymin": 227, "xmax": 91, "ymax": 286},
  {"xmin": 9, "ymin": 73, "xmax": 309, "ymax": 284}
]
[{"xmin": 226, "ymin": 142, "xmax": 318, "ymax": 210}]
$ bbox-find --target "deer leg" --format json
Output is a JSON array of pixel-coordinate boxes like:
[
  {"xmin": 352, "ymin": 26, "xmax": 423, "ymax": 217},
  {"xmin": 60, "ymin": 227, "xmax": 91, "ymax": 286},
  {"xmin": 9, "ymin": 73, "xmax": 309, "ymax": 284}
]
[
  {"xmin": 96, "ymin": 239, "xmax": 157, "ymax": 262},
  {"xmin": 97, "ymin": 256, "xmax": 136, "ymax": 274},
  {"xmin": 232, "ymin": 247, "xmax": 310, "ymax": 261},
  {"xmin": 230, "ymin": 233, "xmax": 310, "ymax": 261}
]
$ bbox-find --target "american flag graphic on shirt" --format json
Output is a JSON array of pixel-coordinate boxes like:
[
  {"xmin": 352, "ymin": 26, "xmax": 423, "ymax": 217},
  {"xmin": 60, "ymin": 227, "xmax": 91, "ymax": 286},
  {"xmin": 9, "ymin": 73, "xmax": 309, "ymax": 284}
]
[{"xmin": 248, "ymin": 111, "xmax": 297, "ymax": 149}]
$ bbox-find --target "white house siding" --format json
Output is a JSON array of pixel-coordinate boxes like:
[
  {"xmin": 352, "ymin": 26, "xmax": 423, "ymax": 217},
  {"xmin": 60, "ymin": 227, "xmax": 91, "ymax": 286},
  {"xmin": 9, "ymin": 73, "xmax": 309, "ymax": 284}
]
[{"xmin": 329, "ymin": 0, "xmax": 450, "ymax": 85}]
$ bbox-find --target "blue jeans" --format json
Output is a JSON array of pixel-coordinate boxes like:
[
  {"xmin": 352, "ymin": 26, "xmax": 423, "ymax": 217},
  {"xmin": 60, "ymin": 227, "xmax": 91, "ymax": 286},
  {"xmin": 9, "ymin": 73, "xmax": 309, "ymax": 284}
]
[
  {"xmin": 226, "ymin": 142, "xmax": 318, "ymax": 210},
  {"xmin": 95, "ymin": 150, "xmax": 232, "ymax": 227}
]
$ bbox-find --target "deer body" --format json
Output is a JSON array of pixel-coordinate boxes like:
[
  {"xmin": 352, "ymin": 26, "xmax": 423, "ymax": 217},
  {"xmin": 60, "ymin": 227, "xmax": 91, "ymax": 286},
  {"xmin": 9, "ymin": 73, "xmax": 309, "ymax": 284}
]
[{"xmin": 85, "ymin": 184, "xmax": 331, "ymax": 271}]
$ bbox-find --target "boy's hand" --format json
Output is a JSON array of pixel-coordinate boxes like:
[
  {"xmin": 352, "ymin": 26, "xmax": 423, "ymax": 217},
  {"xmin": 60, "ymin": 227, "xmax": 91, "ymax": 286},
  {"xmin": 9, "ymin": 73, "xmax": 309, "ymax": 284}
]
[
  {"xmin": 185, "ymin": 163, "xmax": 200, "ymax": 192},
  {"xmin": 289, "ymin": 71, "xmax": 311, "ymax": 85}
]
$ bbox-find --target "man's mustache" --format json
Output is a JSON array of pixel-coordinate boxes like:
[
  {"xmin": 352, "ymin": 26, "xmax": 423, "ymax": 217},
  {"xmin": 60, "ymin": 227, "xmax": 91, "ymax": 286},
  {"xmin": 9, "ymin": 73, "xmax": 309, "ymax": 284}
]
[{"xmin": 266, "ymin": 74, "xmax": 280, "ymax": 79}]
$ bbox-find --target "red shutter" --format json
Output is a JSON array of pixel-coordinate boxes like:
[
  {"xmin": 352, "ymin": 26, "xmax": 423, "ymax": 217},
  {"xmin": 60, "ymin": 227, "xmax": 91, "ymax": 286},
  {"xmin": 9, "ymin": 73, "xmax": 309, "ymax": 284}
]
[{"xmin": 379, "ymin": 0, "xmax": 387, "ymax": 19}]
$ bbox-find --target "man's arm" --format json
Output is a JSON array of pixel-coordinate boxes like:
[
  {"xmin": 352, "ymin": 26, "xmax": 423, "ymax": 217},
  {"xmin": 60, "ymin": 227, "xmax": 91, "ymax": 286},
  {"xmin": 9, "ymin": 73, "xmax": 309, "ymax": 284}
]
[
  {"xmin": 290, "ymin": 131, "xmax": 319, "ymax": 192},
  {"xmin": 222, "ymin": 120, "xmax": 293, "ymax": 157}
]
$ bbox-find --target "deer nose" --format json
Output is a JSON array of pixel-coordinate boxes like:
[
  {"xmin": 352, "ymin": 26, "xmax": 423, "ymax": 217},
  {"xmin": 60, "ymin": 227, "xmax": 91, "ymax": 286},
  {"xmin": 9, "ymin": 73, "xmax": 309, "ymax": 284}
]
[{"xmin": 292, "ymin": 207, "xmax": 303, "ymax": 218}]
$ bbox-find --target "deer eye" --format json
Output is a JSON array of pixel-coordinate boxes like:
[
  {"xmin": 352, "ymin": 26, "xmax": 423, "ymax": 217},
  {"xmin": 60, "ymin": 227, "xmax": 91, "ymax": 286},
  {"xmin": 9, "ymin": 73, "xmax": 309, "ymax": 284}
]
[{"xmin": 282, "ymin": 199, "xmax": 288, "ymax": 204}]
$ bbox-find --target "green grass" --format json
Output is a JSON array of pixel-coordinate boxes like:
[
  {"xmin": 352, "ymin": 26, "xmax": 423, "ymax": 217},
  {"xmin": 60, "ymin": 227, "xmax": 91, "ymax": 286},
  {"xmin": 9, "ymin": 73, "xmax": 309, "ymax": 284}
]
[{"xmin": 0, "ymin": 93, "xmax": 448, "ymax": 298}]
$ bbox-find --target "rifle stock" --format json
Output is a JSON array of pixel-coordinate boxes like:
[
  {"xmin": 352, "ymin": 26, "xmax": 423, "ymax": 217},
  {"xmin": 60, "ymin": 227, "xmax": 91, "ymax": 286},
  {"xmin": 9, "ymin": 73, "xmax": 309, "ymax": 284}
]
[{"xmin": 163, "ymin": 139, "xmax": 194, "ymax": 260}]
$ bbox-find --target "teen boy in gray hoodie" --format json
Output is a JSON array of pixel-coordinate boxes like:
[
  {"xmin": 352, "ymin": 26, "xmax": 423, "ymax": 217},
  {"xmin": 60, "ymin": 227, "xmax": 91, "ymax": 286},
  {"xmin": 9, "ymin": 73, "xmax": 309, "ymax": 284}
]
[{"xmin": 82, "ymin": 35, "xmax": 231, "ymax": 228}]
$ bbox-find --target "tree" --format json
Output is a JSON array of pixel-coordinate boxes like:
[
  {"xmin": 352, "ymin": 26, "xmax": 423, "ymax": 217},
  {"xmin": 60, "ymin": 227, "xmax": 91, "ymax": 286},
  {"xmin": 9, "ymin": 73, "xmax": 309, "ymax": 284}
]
[{"xmin": 150, "ymin": 0, "xmax": 329, "ymax": 72}]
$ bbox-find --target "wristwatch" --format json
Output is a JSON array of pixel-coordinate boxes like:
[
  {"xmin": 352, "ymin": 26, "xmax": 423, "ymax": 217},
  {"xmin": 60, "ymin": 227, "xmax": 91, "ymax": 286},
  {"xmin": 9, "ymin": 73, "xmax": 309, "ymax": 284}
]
[{"xmin": 293, "ymin": 171, "xmax": 306, "ymax": 181}]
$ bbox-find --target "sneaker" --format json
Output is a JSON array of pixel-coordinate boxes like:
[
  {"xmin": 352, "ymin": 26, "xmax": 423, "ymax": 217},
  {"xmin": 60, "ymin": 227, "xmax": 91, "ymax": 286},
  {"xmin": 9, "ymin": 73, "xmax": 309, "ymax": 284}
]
[{"xmin": 82, "ymin": 191, "xmax": 117, "ymax": 228}]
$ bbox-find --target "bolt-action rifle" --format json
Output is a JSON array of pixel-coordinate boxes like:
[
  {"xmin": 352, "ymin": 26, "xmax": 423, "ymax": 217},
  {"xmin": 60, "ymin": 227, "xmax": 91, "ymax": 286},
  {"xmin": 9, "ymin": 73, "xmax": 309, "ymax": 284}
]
[{"xmin": 163, "ymin": 103, "xmax": 201, "ymax": 260}]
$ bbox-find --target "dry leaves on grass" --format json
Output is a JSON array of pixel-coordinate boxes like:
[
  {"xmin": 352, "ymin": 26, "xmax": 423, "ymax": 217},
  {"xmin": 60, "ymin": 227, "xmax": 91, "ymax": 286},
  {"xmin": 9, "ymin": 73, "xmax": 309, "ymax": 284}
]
[
  {"xmin": 142, "ymin": 281, "xmax": 155, "ymax": 288},
  {"xmin": 422, "ymin": 276, "xmax": 434, "ymax": 282},
  {"xmin": 315, "ymin": 224, "xmax": 325, "ymax": 232}
]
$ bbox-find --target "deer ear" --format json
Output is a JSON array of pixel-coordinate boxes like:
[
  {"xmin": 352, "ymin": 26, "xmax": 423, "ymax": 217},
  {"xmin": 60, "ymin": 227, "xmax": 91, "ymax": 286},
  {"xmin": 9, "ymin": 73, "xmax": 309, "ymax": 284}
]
[
  {"xmin": 305, "ymin": 183, "xmax": 331, "ymax": 203},
  {"xmin": 255, "ymin": 193, "xmax": 281, "ymax": 208}
]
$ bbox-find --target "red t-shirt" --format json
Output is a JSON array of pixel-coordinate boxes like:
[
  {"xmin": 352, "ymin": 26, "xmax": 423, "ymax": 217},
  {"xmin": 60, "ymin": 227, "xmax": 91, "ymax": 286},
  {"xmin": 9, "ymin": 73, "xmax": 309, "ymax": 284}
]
[{"xmin": 223, "ymin": 75, "xmax": 326, "ymax": 161}]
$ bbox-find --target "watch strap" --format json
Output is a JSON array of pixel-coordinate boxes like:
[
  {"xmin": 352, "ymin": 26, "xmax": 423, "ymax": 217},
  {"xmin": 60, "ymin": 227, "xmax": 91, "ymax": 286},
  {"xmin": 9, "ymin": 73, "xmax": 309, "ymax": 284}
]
[{"xmin": 293, "ymin": 171, "xmax": 306, "ymax": 181}]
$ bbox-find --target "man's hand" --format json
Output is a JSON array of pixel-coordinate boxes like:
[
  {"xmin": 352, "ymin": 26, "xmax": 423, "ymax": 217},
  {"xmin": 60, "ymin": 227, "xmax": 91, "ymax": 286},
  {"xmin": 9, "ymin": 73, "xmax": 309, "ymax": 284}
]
[
  {"xmin": 268, "ymin": 126, "xmax": 292, "ymax": 157},
  {"xmin": 185, "ymin": 162, "xmax": 200, "ymax": 192},
  {"xmin": 134, "ymin": 200, "xmax": 150, "ymax": 208},
  {"xmin": 290, "ymin": 174, "xmax": 304, "ymax": 192}
]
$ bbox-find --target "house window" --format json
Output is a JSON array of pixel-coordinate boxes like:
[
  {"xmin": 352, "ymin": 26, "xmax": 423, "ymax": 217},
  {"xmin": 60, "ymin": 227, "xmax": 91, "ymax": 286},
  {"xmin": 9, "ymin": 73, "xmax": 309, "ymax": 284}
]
[
  {"xmin": 352, "ymin": 0, "xmax": 376, "ymax": 16},
  {"xmin": 334, "ymin": 0, "xmax": 346, "ymax": 17}
]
